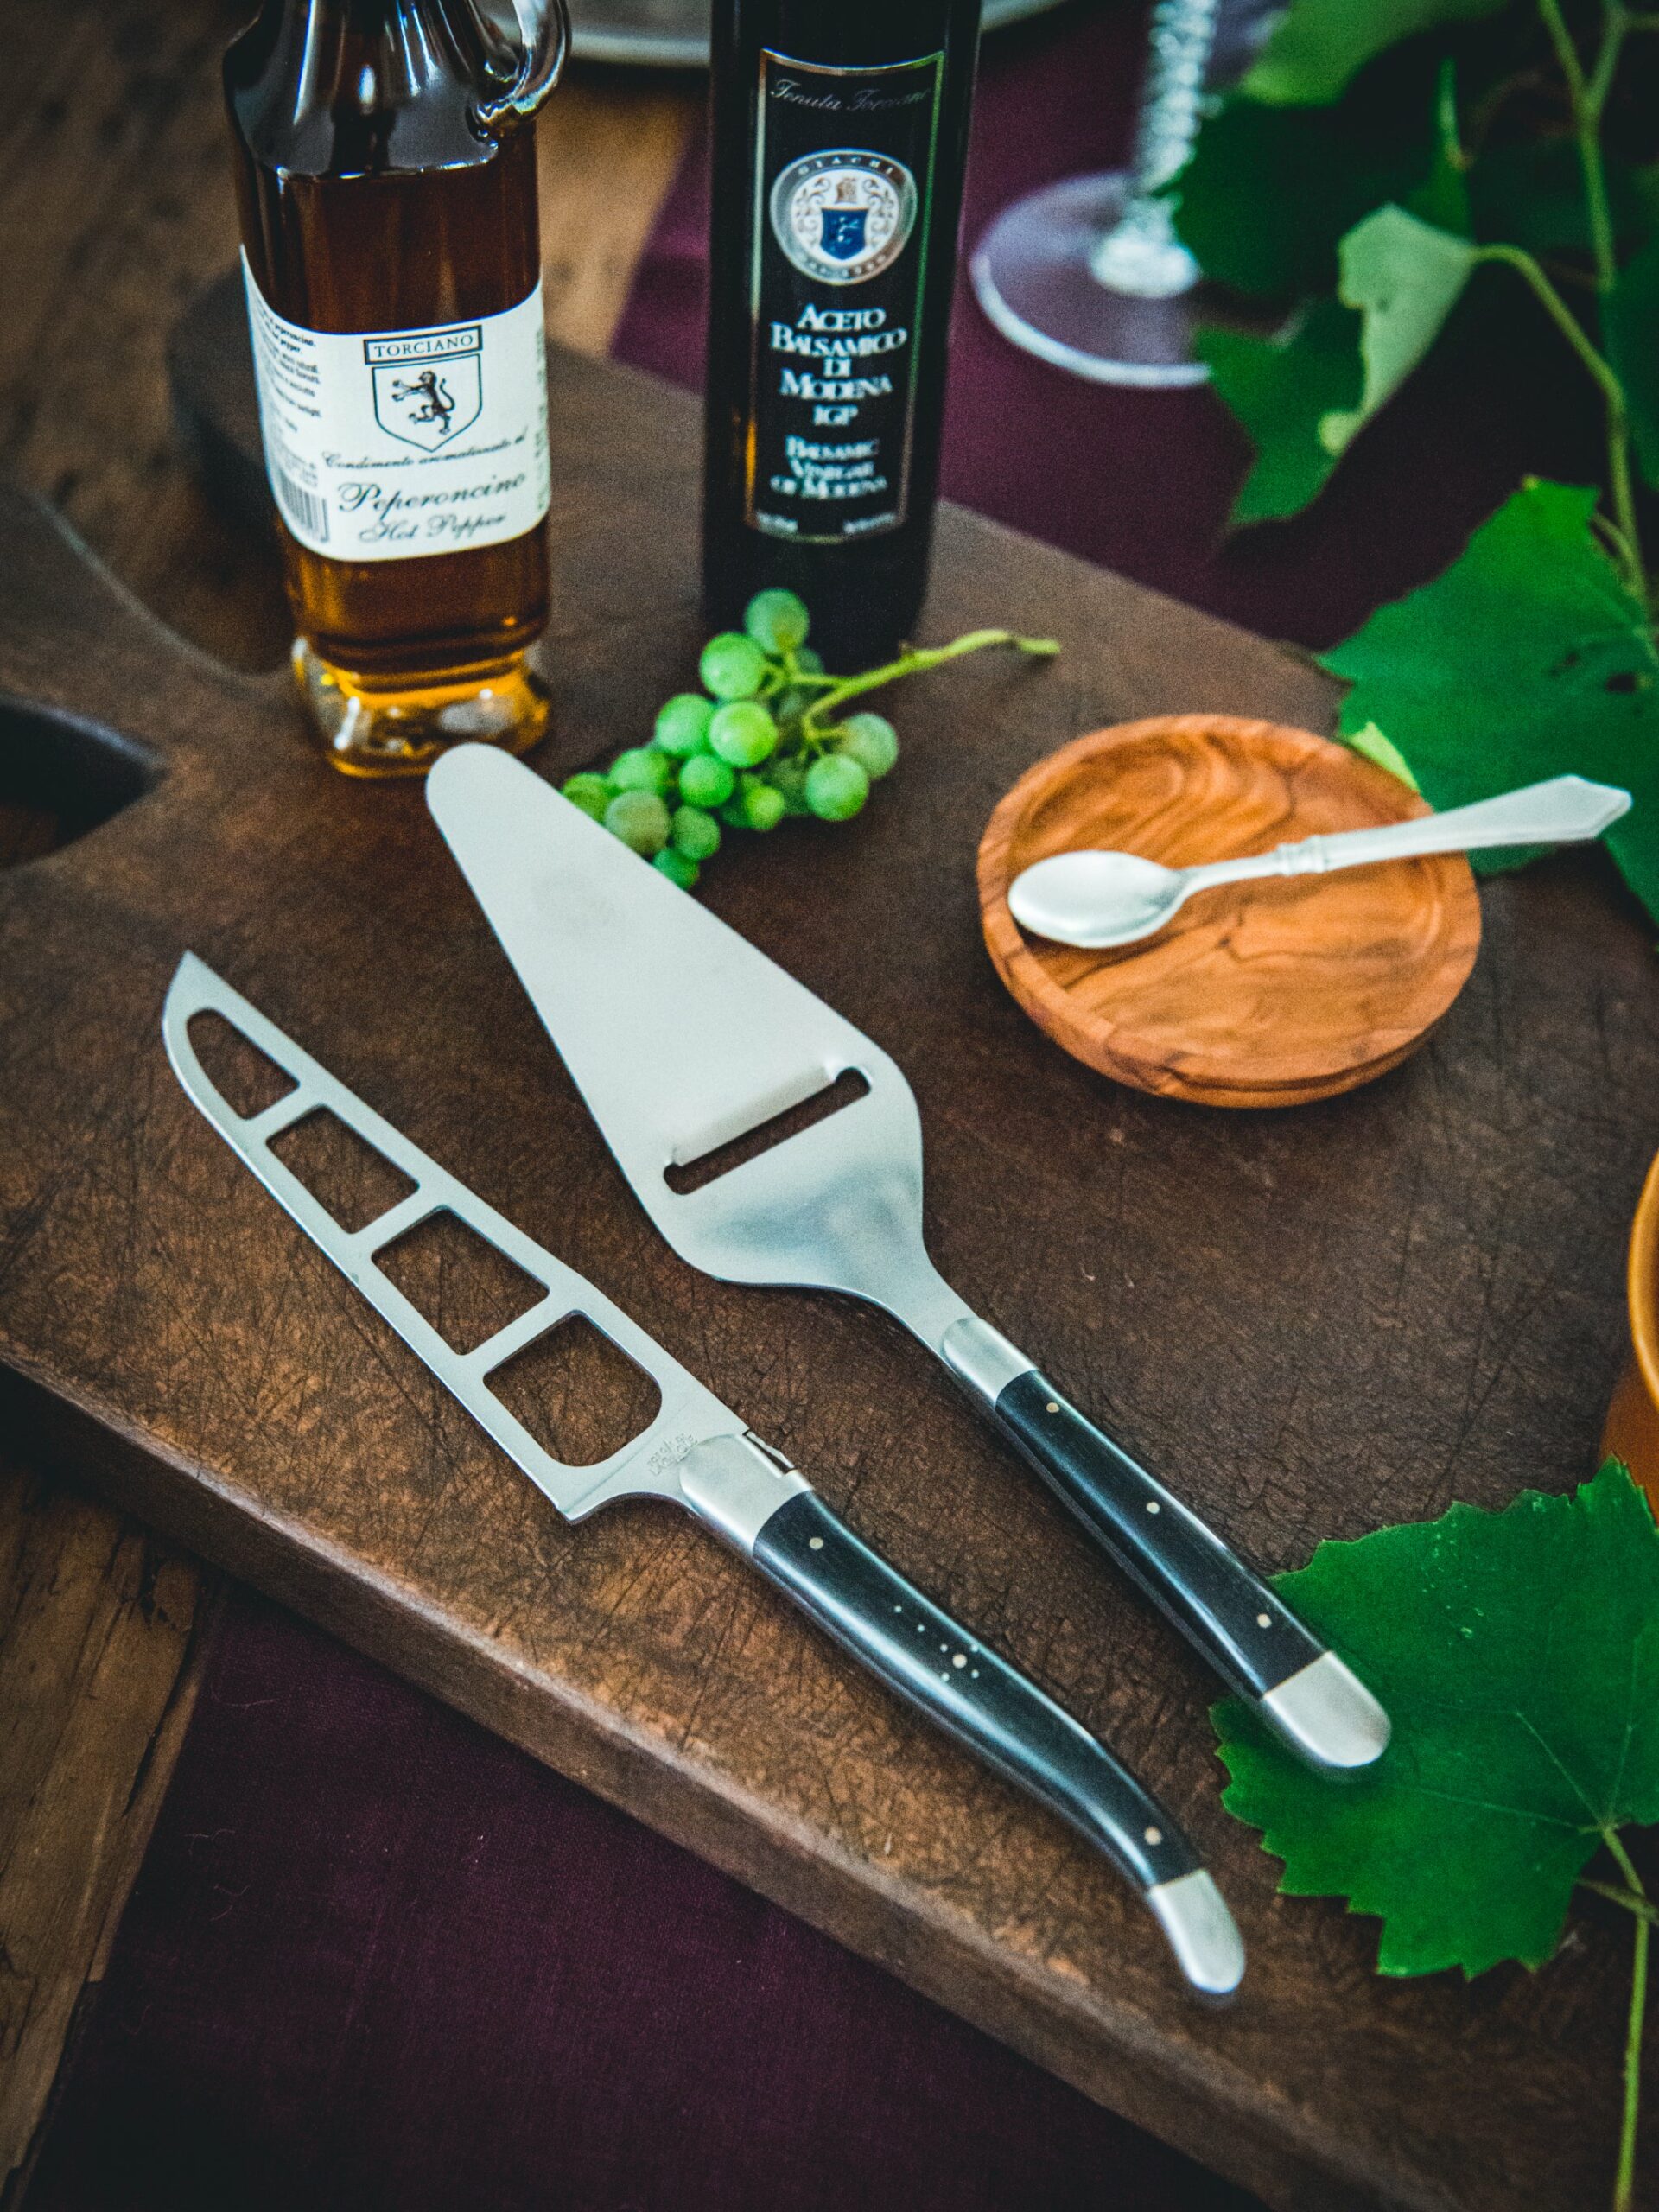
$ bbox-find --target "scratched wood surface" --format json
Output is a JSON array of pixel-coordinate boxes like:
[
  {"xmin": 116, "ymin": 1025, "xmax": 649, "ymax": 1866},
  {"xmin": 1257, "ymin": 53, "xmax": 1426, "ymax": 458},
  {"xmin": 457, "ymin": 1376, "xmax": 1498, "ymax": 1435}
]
[
  {"xmin": 0, "ymin": 0, "xmax": 695, "ymax": 2190},
  {"xmin": 6, "ymin": 289, "xmax": 1659, "ymax": 2208}
]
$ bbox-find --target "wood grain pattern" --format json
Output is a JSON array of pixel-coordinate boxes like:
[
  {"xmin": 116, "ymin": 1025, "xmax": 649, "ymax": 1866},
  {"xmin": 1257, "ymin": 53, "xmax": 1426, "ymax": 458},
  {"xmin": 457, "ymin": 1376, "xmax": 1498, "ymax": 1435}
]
[
  {"xmin": 5, "ymin": 299, "xmax": 1659, "ymax": 2210},
  {"xmin": 0, "ymin": 0, "xmax": 696, "ymax": 2183},
  {"xmin": 536, "ymin": 69, "xmax": 696, "ymax": 359},
  {"xmin": 977, "ymin": 715, "xmax": 1482, "ymax": 1107},
  {"xmin": 0, "ymin": 1455, "xmax": 207, "ymax": 2204}
]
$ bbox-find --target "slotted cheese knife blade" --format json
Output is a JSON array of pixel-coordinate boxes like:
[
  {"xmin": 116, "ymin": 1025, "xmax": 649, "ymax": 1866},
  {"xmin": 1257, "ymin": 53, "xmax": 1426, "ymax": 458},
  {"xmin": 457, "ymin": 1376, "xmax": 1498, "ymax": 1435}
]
[
  {"xmin": 428, "ymin": 745, "xmax": 1390, "ymax": 1774},
  {"xmin": 162, "ymin": 952, "xmax": 1244, "ymax": 1996}
]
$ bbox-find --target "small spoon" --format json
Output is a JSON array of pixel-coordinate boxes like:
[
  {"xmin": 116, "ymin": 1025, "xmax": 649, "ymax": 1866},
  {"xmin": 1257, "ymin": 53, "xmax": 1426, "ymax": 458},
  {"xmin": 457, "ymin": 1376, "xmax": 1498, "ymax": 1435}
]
[{"xmin": 1007, "ymin": 773, "xmax": 1633, "ymax": 950}]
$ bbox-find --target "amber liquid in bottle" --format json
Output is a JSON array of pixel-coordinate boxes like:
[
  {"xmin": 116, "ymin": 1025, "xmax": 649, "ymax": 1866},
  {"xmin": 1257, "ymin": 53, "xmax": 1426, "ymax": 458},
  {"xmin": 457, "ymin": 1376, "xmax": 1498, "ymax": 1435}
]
[{"xmin": 226, "ymin": 0, "xmax": 553, "ymax": 775}]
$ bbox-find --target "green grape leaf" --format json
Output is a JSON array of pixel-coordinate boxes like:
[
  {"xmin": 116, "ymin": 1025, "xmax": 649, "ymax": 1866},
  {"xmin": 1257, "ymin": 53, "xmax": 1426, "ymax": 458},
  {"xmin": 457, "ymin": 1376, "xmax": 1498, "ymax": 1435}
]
[
  {"xmin": 1243, "ymin": 0, "xmax": 1509, "ymax": 106},
  {"xmin": 1319, "ymin": 206, "xmax": 1477, "ymax": 456},
  {"xmin": 1215, "ymin": 1461, "xmax": 1659, "ymax": 1978},
  {"xmin": 1605, "ymin": 232, "xmax": 1659, "ymax": 492},
  {"xmin": 1403, "ymin": 60, "xmax": 1471, "ymax": 238},
  {"xmin": 1343, "ymin": 719, "xmax": 1421, "ymax": 790},
  {"xmin": 1198, "ymin": 298, "xmax": 1363, "ymax": 524},
  {"xmin": 1169, "ymin": 87, "xmax": 1437, "ymax": 299},
  {"xmin": 1198, "ymin": 204, "xmax": 1476, "ymax": 526},
  {"xmin": 1632, "ymin": 161, "xmax": 1659, "ymax": 246},
  {"xmin": 1468, "ymin": 143, "xmax": 1659, "ymax": 259},
  {"xmin": 1319, "ymin": 479, "xmax": 1659, "ymax": 918}
]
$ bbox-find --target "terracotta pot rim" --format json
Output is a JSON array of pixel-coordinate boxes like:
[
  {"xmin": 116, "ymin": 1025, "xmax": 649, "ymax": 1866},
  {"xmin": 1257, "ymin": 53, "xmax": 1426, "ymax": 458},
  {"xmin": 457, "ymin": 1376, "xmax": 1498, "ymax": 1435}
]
[{"xmin": 1629, "ymin": 1147, "xmax": 1659, "ymax": 1414}]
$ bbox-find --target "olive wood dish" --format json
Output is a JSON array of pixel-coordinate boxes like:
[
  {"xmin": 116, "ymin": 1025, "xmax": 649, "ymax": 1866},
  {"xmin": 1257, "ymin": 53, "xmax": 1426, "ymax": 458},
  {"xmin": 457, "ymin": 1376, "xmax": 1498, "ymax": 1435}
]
[{"xmin": 977, "ymin": 713, "xmax": 1483, "ymax": 1108}]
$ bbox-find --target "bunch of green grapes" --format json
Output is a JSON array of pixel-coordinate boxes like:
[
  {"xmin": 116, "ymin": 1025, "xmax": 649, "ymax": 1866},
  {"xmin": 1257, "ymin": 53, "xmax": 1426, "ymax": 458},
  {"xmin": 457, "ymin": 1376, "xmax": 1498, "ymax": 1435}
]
[{"xmin": 561, "ymin": 588, "xmax": 899, "ymax": 891}]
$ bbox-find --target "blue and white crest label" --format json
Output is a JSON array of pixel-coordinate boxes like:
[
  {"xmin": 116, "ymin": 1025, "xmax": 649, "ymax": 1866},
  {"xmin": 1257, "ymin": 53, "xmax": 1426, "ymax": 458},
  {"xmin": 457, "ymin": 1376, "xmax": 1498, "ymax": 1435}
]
[
  {"xmin": 746, "ymin": 50, "xmax": 943, "ymax": 543},
  {"xmin": 769, "ymin": 151, "xmax": 918, "ymax": 286}
]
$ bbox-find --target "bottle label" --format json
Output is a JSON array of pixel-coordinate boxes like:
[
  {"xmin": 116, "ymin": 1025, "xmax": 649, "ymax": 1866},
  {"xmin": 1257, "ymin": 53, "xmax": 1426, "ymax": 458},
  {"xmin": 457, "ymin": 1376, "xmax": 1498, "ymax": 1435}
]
[
  {"xmin": 745, "ymin": 48, "xmax": 944, "ymax": 544},
  {"xmin": 240, "ymin": 254, "xmax": 551, "ymax": 563}
]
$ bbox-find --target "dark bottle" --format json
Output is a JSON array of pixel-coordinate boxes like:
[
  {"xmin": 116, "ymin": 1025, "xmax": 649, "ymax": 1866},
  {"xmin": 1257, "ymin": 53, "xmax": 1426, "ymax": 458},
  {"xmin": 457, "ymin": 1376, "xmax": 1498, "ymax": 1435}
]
[
  {"xmin": 225, "ymin": 0, "xmax": 567, "ymax": 777},
  {"xmin": 702, "ymin": 0, "xmax": 982, "ymax": 668}
]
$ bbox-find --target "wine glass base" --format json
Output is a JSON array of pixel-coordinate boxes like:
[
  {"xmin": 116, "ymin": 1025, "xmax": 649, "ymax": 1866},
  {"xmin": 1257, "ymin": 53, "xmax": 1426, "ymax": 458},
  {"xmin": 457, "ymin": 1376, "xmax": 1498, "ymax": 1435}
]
[{"xmin": 972, "ymin": 171, "xmax": 1267, "ymax": 391}]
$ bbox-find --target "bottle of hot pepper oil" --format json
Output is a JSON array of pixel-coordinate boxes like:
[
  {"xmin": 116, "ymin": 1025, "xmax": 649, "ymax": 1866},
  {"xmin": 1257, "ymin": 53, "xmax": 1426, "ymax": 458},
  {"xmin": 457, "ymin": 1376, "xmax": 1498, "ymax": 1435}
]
[
  {"xmin": 702, "ymin": 0, "xmax": 982, "ymax": 669},
  {"xmin": 225, "ymin": 0, "xmax": 567, "ymax": 777}
]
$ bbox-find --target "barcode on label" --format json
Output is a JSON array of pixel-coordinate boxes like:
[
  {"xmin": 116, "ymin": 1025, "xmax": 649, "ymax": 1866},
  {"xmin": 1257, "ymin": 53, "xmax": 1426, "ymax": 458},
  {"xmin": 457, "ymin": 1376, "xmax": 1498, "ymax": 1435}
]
[{"xmin": 271, "ymin": 463, "xmax": 327, "ymax": 544}]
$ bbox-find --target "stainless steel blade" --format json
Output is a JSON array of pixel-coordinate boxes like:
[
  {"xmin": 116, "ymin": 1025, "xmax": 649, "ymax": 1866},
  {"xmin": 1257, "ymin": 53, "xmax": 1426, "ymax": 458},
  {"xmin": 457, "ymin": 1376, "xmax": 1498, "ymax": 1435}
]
[
  {"xmin": 162, "ymin": 957, "xmax": 1251, "ymax": 1991},
  {"xmin": 162, "ymin": 951, "xmax": 746, "ymax": 1521},
  {"xmin": 426, "ymin": 745, "xmax": 976, "ymax": 1356}
]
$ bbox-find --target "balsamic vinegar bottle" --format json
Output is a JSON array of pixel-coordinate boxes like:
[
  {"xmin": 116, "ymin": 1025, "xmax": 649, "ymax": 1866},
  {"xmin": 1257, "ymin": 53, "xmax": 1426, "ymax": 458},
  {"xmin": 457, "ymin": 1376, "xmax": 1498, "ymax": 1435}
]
[
  {"xmin": 225, "ymin": 0, "xmax": 567, "ymax": 777},
  {"xmin": 702, "ymin": 0, "xmax": 982, "ymax": 668}
]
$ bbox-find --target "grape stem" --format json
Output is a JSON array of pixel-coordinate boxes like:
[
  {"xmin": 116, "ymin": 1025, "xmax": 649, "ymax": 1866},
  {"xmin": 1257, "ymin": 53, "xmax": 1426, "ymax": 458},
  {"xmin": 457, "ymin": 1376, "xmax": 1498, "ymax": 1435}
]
[
  {"xmin": 1581, "ymin": 1836, "xmax": 1651, "ymax": 2212},
  {"xmin": 798, "ymin": 629, "xmax": 1059, "ymax": 741},
  {"xmin": 1530, "ymin": 0, "xmax": 1649, "ymax": 610}
]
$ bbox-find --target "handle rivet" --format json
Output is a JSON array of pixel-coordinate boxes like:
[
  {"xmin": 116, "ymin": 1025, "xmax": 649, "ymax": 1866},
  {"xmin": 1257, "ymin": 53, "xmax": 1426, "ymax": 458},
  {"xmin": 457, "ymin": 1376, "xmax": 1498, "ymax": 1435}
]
[
  {"xmin": 808, "ymin": 1535, "xmax": 824, "ymax": 1550},
  {"xmin": 1256, "ymin": 1611, "xmax": 1272, "ymax": 1628},
  {"xmin": 951, "ymin": 1653, "xmax": 967, "ymax": 1669},
  {"xmin": 1046, "ymin": 1401, "xmax": 1060, "ymax": 1414},
  {"xmin": 1146, "ymin": 1500, "xmax": 1161, "ymax": 1514},
  {"xmin": 1143, "ymin": 1826, "xmax": 1163, "ymax": 1847}
]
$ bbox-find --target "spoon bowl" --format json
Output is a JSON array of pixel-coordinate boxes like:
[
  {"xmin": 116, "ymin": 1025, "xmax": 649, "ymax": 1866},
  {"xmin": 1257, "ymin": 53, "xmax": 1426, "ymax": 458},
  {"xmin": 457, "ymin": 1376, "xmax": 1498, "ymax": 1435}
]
[{"xmin": 1009, "ymin": 849, "xmax": 1186, "ymax": 947}]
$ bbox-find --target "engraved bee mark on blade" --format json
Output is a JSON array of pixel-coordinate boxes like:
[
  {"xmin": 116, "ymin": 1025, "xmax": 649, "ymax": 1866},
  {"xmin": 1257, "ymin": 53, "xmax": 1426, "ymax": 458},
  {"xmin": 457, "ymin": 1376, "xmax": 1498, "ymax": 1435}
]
[{"xmin": 647, "ymin": 1431, "xmax": 699, "ymax": 1479}]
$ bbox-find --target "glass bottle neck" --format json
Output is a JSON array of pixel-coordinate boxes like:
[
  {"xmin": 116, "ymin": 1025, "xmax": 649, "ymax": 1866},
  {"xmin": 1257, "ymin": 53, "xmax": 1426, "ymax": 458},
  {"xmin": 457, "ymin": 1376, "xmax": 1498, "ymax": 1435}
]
[{"xmin": 227, "ymin": 0, "xmax": 515, "ymax": 178}]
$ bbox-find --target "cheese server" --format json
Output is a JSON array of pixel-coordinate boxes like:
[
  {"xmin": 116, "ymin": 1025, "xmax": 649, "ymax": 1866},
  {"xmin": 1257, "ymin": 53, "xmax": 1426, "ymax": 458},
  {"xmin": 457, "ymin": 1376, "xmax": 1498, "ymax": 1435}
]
[
  {"xmin": 162, "ymin": 952, "xmax": 1243, "ymax": 1996},
  {"xmin": 426, "ymin": 745, "xmax": 1390, "ymax": 1774}
]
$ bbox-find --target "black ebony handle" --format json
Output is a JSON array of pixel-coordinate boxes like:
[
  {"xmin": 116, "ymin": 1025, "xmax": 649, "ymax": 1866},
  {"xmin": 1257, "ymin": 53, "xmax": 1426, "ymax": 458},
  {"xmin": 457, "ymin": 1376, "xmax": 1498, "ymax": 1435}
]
[
  {"xmin": 991, "ymin": 1371, "xmax": 1388, "ymax": 1770},
  {"xmin": 751, "ymin": 1489, "xmax": 1237, "ymax": 1976},
  {"xmin": 995, "ymin": 1370, "xmax": 1317, "ymax": 1696}
]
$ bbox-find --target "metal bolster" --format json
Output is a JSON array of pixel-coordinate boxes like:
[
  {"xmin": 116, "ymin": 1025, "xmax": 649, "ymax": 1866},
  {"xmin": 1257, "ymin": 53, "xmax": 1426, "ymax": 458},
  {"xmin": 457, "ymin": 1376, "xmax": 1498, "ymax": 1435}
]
[
  {"xmin": 1261, "ymin": 1651, "xmax": 1392, "ymax": 1771},
  {"xmin": 677, "ymin": 1432, "xmax": 812, "ymax": 1555},
  {"xmin": 940, "ymin": 1315, "xmax": 1034, "ymax": 1406},
  {"xmin": 1146, "ymin": 1871, "xmax": 1246, "ymax": 1999}
]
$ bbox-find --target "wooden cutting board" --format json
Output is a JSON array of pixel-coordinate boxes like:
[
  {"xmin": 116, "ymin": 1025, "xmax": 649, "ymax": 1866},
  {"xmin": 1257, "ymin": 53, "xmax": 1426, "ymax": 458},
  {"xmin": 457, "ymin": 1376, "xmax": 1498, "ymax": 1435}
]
[{"xmin": 4, "ymin": 276, "xmax": 1658, "ymax": 2212}]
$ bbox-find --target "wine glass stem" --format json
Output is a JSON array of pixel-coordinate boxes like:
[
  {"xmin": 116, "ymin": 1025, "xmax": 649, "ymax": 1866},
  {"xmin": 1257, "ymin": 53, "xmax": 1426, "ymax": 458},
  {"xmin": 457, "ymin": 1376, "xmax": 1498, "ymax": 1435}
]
[{"xmin": 1089, "ymin": 0, "xmax": 1221, "ymax": 302}]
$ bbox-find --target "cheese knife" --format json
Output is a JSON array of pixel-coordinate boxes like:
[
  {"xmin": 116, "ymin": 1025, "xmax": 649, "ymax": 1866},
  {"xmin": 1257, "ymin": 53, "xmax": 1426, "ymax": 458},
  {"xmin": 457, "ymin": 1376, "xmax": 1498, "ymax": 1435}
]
[
  {"xmin": 426, "ymin": 744, "xmax": 1390, "ymax": 1774},
  {"xmin": 162, "ymin": 951, "xmax": 1244, "ymax": 1996}
]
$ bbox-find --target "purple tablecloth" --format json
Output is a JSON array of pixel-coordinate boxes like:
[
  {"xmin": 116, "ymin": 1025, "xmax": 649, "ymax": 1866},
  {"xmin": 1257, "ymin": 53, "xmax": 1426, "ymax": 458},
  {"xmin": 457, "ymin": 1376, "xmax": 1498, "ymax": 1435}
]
[
  {"xmin": 30, "ymin": 1594, "xmax": 1259, "ymax": 2212},
  {"xmin": 29, "ymin": 5, "xmax": 1597, "ymax": 2206}
]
